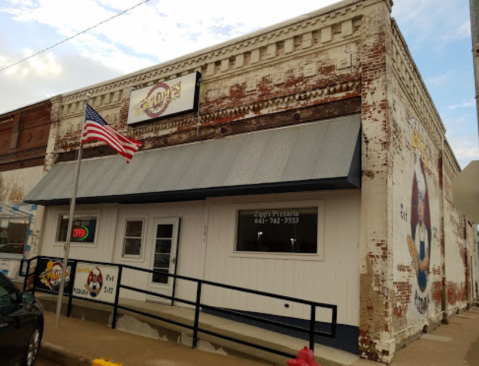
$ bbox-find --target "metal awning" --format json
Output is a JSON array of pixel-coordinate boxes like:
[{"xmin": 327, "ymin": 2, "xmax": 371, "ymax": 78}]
[{"xmin": 25, "ymin": 114, "xmax": 361, "ymax": 206}]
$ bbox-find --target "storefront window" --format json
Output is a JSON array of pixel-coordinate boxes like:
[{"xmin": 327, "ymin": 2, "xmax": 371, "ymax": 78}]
[
  {"xmin": 57, "ymin": 215, "xmax": 97, "ymax": 243},
  {"xmin": 122, "ymin": 220, "xmax": 144, "ymax": 257},
  {"xmin": 236, "ymin": 207, "xmax": 318, "ymax": 253},
  {"xmin": 0, "ymin": 219, "xmax": 29, "ymax": 254}
]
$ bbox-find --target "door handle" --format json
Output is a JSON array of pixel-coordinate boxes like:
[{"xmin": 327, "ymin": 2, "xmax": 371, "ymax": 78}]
[{"xmin": 171, "ymin": 257, "xmax": 176, "ymax": 264}]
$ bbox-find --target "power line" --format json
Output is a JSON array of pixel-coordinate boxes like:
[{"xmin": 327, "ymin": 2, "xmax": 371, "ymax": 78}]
[{"xmin": 0, "ymin": 0, "xmax": 151, "ymax": 73}]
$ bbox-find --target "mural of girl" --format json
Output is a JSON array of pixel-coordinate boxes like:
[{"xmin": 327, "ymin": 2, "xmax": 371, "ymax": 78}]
[{"xmin": 407, "ymin": 157, "xmax": 431, "ymax": 293}]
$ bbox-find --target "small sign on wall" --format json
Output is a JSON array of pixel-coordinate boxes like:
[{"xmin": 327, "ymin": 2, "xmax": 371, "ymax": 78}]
[
  {"xmin": 73, "ymin": 262, "xmax": 119, "ymax": 304},
  {"xmin": 35, "ymin": 258, "xmax": 74, "ymax": 293},
  {"xmin": 127, "ymin": 72, "xmax": 201, "ymax": 125}
]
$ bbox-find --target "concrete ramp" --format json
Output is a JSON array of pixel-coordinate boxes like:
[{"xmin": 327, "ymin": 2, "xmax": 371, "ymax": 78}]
[{"xmin": 37, "ymin": 293, "xmax": 359, "ymax": 366}]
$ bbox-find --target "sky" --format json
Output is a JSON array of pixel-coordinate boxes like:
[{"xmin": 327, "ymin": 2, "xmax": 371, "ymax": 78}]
[{"xmin": 0, "ymin": 0, "xmax": 476, "ymax": 168}]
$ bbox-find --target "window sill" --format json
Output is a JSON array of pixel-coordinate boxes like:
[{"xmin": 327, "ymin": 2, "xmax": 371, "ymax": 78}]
[
  {"xmin": 230, "ymin": 251, "xmax": 323, "ymax": 261},
  {"xmin": 0, "ymin": 253, "xmax": 24, "ymax": 260},
  {"xmin": 53, "ymin": 242, "xmax": 97, "ymax": 248},
  {"xmin": 118, "ymin": 256, "xmax": 145, "ymax": 263}
]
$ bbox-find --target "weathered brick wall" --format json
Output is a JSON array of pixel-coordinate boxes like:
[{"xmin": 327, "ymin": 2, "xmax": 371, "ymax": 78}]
[
  {"xmin": 443, "ymin": 147, "xmax": 469, "ymax": 314},
  {"xmin": 51, "ymin": 2, "xmax": 368, "ymax": 159},
  {"xmin": 386, "ymin": 17, "xmax": 478, "ymax": 356},
  {"xmin": 388, "ymin": 56, "xmax": 443, "ymax": 345},
  {"xmin": 466, "ymin": 219, "xmax": 478, "ymax": 300},
  {"xmin": 0, "ymin": 100, "xmax": 52, "ymax": 172},
  {"xmin": 0, "ymin": 101, "xmax": 52, "ymax": 270},
  {"xmin": 356, "ymin": 0, "xmax": 396, "ymax": 363}
]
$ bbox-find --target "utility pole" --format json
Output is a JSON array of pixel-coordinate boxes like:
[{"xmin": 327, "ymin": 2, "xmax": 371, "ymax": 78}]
[{"xmin": 470, "ymin": 0, "xmax": 479, "ymax": 142}]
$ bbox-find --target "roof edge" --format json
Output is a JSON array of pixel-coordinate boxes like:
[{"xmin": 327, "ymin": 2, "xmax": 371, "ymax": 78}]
[
  {"xmin": 59, "ymin": 0, "xmax": 365, "ymax": 98},
  {"xmin": 391, "ymin": 18, "xmax": 447, "ymax": 135}
]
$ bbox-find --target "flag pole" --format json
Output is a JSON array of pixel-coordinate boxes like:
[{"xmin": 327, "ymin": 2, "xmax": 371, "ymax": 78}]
[{"xmin": 54, "ymin": 93, "xmax": 90, "ymax": 327}]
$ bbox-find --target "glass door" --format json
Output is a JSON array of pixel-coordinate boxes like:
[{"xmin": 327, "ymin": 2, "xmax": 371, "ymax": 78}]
[{"xmin": 148, "ymin": 218, "xmax": 179, "ymax": 303}]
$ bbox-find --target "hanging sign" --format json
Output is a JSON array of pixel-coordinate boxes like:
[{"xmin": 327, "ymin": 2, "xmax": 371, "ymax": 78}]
[
  {"xmin": 73, "ymin": 262, "xmax": 119, "ymax": 304},
  {"xmin": 127, "ymin": 72, "xmax": 201, "ymax": 125}
]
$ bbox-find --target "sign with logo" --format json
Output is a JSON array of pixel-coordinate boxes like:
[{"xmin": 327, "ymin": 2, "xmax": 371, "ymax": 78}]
[
  {"xmin": 73, "ymin": 262, "xmax": 119, "ymax": 304},
  {"xmin": 127, "ymin": 72, "xmax": 201, "ymax": 125},
  {"xmin": 35, "ymin": 258, "xmax": 74, "ymax": 293}
]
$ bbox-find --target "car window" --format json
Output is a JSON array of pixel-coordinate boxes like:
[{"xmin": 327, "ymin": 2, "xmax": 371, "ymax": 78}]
[{"xmin": 0, "ymin": 275, "xmax": 18, "ymax": 305}]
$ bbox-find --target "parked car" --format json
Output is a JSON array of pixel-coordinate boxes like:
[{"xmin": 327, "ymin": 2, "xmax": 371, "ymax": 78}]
[
  {"xmin": 0, "ymin": 272, "xmax": 43, "ymax": 366},
  {"xmin": 0, "ymin": 243, "xmax": 25, "ymax": 254}
]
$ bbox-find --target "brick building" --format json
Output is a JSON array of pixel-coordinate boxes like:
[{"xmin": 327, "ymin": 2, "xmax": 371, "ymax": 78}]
[
  {"xmin": 0, "ymin": 100, "xmax": 54, "ymax": 278},
  {"xmin": 21, "ymin": 0, "xmax": 477, "ymax": 363}
]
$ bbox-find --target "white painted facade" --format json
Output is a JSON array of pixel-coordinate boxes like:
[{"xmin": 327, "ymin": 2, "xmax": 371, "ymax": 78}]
[{"xmin": 39, "ymin": 190, "xmax": 361, "ymax": 327}]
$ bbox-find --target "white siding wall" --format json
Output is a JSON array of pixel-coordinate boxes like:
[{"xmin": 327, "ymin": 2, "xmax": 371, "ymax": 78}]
[
  {"xmin": 40, "ymin": 201, "xmax": 206, "ymax": 305},
  {"xmin": 41, "ymin": 204, "xmax": 118, "ymax": 262},
  {"xmin": 111, "ymin": 201, "xmax": 206, "ymax": 303},
  {"xmin": 39, "ymin": 191, "xmax": 360, "ymax": 326},
  {"xmin": 203, "ymin": 191, "xmax": 361, "ymax": 327}
]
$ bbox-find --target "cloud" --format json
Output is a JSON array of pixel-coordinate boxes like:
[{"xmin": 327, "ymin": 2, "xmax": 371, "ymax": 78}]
[
  {"xmin": 448, "ymin": 101, "xmax": 476, "ymax": 110},
  {"xmin": 0, "ymin": 50, "xmax": 121, "ymax": 113},
  {"xmin": 425, "ymin": 71, "xmax": 454, "ymax": 86},
  {"xmin": 454, "ymin": 147, "xmax": 479, "ymax": 159},
  {"xmin": 0, "ymin": 0, "xmax": 339, "ymax": 114},
  {"xmin": 443, "ymin": 116, "xmax": 468, "ymax": 126},
  {"xmin": 445, "ymin": 123, "xmax": 479, "ymax": 168},
  {"xmin": 453, "ymin": 146, "xmax": 479, "ymax": 169},
  {"xmin": 451, "ymin": 20, "xmax": 471, "ymax": 40},
  {"xmin": 0, "ymin": 0, "xmax": 339, "ymax": 70},
  {"xmin": 392, "ymin": 0, "xmax": 470, "ymax": 48}
]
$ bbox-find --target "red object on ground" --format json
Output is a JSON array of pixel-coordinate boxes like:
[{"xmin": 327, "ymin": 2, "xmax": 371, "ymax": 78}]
[{"xmin": 286, "ymin": 347, "xmax": 321, "ymax": 366}]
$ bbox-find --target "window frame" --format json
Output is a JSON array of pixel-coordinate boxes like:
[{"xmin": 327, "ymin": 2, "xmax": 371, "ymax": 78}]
[
  {"xmin": 54, "ymin": 211, "xmax": 100, "ymax": 247},
  {"xmin": 121, "ymin": 218, "xmax": 146, "ymax": 259},
  {"xmin": 231, "ymin": 200, "xmax": 324, "ymax": 261}
]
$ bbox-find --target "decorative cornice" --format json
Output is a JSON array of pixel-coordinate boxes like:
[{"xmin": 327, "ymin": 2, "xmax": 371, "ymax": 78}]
[
  {"xmin": 128, "ymin": 80, "xmax": 361, "ymax": 138},
  {"xmin": 55, "ymin": 80, "xmax": 361, "ymax": 148},
  {"xmin": 0, "ymin": 99, "xmax": 51, "ymax": 119},
  {"xmin": 0, "ymin": 117, "xmax": 14, "ymax": 123},
  {"xmin": 443, "ymin": 140, "xmax": 461, "ymax": 179},
  {"xmin": 391, "ymin": 19, "xmax": 446, "ymax": 151},
  {"xmin": 57, "ymin": 1, "xmax": 365, "ymax": 117},
  {"xmin": 0, "ymin": 146, "xmax": 47, "ymax": 164}
]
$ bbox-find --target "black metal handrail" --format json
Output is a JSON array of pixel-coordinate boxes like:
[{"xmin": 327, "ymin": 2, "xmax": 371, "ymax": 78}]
[{"xmin": 21, "ymin": 255, "xmax": 337, "ymax": 359}]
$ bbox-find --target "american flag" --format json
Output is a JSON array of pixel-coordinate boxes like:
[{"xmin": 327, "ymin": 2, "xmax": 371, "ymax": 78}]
[{"xmin": 82, "ymin": 104, "xmax": 142, "ymax": 163}]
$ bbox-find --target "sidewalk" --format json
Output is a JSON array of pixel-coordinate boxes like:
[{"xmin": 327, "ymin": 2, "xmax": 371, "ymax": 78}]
[
  {"xmin": 352, "ymin": 307, "xmax": 479, "ymax": 366},
  {"xmin": 40, "ymin": 311, "xmax": 272, "ymax": 366},
  {"xmin": 39, "ymin": 307, "xmax": 479, "ymax": 366},
  {"xmin": 37, "ymin": 293, "xmax": 359, "ymax": 366}
]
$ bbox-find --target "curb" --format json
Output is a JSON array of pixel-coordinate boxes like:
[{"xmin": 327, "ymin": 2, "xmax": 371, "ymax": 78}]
[{"xmin": 40, "ymin": 341, "xmax": 93, "ymax": 366}]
